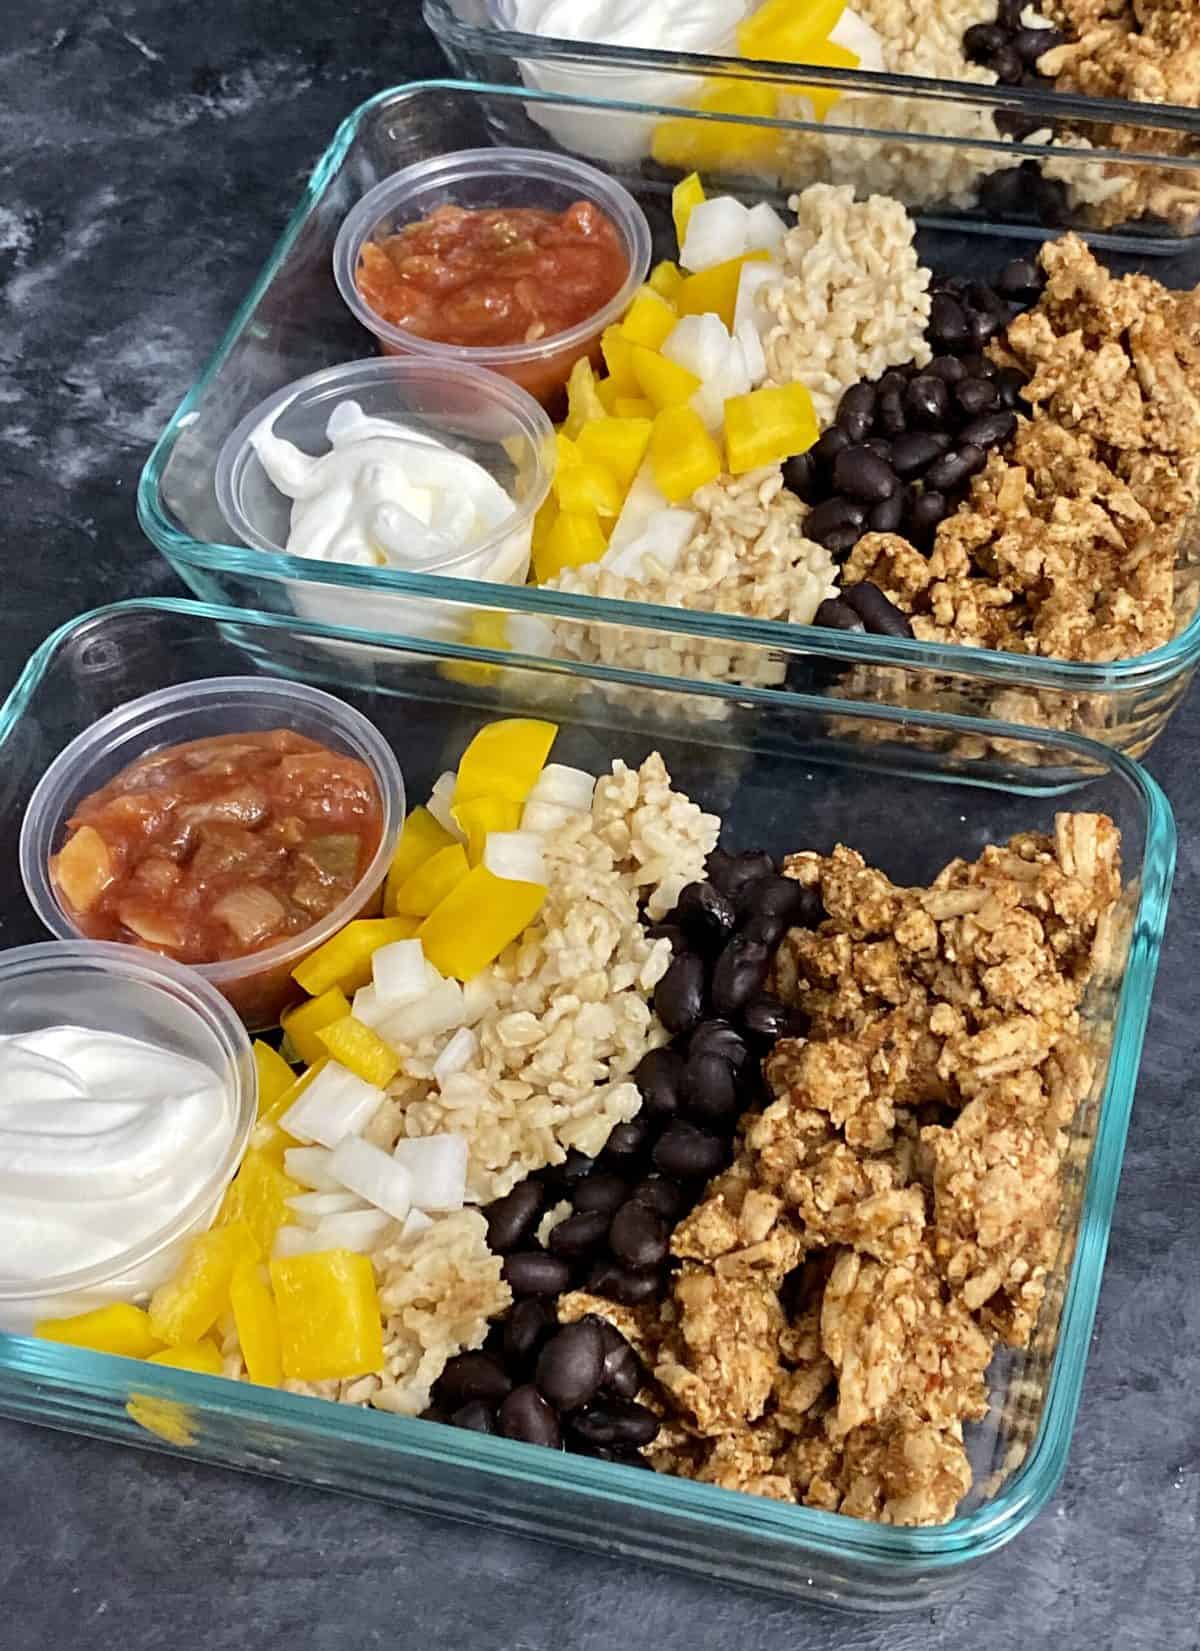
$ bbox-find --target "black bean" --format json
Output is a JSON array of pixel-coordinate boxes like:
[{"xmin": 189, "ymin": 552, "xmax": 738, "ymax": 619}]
[
  {"xmin": 587, "ymin": 1259, "xmax": 665, "ymax": 1306},
  {"xmin": 924, "ymin": 444, "xmax": 986, "ymax": 492},
  {"xmin": 609, "ymin": 1200, "xmax": 671, "ymax": 1269},
  {"xmin": 535, "ymin": 1319, "xmax": 606, "ymax": 1411},
  {"xmin": 979, "ymin": 167, "xmax": 1026, "ymax": 216},
  {"xmin": 629, "ymin": 1176, "xmax": 684, "ymax": 1223},
  {"xmin": 1032, "ymin": 171, "xmax": 1069, "ymax": 226},
  {"xmin": 559, "ymin": 1149, "xmax": 596, "ymax": 1187},
  {"xmin": 964, "ymin": 302, "xmax": 1004, "ymax": 348},
  {"xmin": 991, "ymin": 43, "xmax": 1024, "ymax": 83},
  {"xmin": 654, "ymin": 951, "xmax": 706, "ymax": 1036},
  {"xmin": 867, "ymin": 490, "xmax": 904, "ymax": 533},
  {"xmin": 833, "ymin": 445, "xmax": 898, "ymax": 504},
  {"xmin": 998, "ymin": 0, "xmax": 1024, "ymax": 25},
  {"xmin": 814, "ymin": 595, "xmax": 867, "ymax": 632},
  {"xmin": 433, "ymin": 1351, "xmax": 513, "ymax": 1410},
  {"xmin": 573, "ymin": 1172, "xmax": 630, "ymax": 1217},
  {"xmin": 1013, "ymin": 25, "xmax": 1063, "ymax": 64},
  {"xmin": 996, "ymin": 257, "xmax": 1043, "ymax": 300},
  {"xmin": 483, "ymin": 1181, "xmax": 544, "ymax": 1254},
  {"xmin": 959, "ymin": 409, "xmax": 1018, "ymax": 450},
  {"xmin": 994, "ymin": 366, "xmax": 1026, "ymax": 409},
  {"xmin": 689, "ymin": 1018, "xmax": 749, "ymax": 1070},
  {"xmin": 711, "ymin": 935, "xmax": 771, "ymax": 1017},
  {"xmin": 502, "ymin": 1250, "xmax": 572, "ymax": 1296},
  {"xmin": 877, "ymin": 389, "xmax": 907, "ymax": 435},
  {"xmin": 843, "ymin": 580, "xmax": 915, "ymax": 639},
  {"xmin": 547, "ymin": 1208, "xmax": 612, "ymax": 1260},
  {"xmin": 959, "ymin": 352, "xmax": 997, "ymax": 381},
  {"xmin": 740, "ymin": 872, "xmax": 806, "ymax": 928},
  {"xmin": 891, "ymin": 431, "xmax": 953, "ymax": 478},
  {"xmin": 823, "ymin": 524, "xmax": 867, "ymax": 559},
  {"xmin": 877, "ymin": 368, "xmax": 910, "ymax": 397},
  {"xmin": 741, "ymin": 992, "xmax": 810, "ymax": 1043},
  {"xmin": 682, "ymin": 1051, "xmax": 739, "ymax": 1125},
  {"xmin": 569, "ymin": 1399, "xmax": 660, "ymax": 1449},
  {"xmin": 963, "ymin": 21, "xmax": 1007, "ymax": 63},
  {"xmin": 837, "ymin": 381, "xmax": 877, "ymax": 442},
  {"xmin": 600, "ymin": 1344, "xmax": 642, "ymax": 1401},
  {"xmin": 804, "ymin": 495, "xmax": 867, "ymax": 545},
  {"xmin": 675, "ymin": 879, "xmax": 737, "ymax": 948},
  {"xmin": 863, "ymin": 436, "xmax": 894, "ymax": 464},
  {"xmin": 929, "ymin": 292, "xmax": 971, "ymax": 351},
  {"xmin": 995, "ymin": 106, "xmax": 1045, "ymax": 141},
  {"xmin": 644, "ymin": 920, "xmax": 688, "ymax": 953},
  {"xmin": 603, "ymin": 1117, "xmax": 653, "ymax": 1162},
  {"xmin": 905, "ymin": 373, "xmax": 950, "ymax": 428},
  {"xmin": 631, "ymin": 1045, "xmax": 684, "ymax": 1121},
  {"xmin": 451, "ymin": 1400, "xmax": 498, "ymax": 1434},
  {"xmin": 813, "ymin": 426, "xmax": 852, "ymax": 469},
  {"xmin": 653, "ymin": 1120, "xmax": 727, "ymax": 1180},
  {"xmin": 740, "ymin": 908, "xmax": 787, "ymax": 949},
  {"xmin": 928, "ymin": 354, "xmax": 968, "ymax": 384},
  {"xmin": 955, "ymin": 377, "xmax": 1001, "ymax": 417},
  {"xmin": 713, "ymin": 849, "xmax": 776, "ymax": 901},
  {"xmin": 586, "ymin": 1444, "xmax": 652, "ymax": 1468},
  {"xmin": 906, "ymin": 487, "xmax": 949, "ymax": 545},
  {"xmin": 497, "ymin": 1384, "xmax": 562, "ymax": 1448},
  {"xmin": 504, "ymin": 1296, "xmax": 558, "ymax": 1367},
  {"xmin": 782, "ymin": 450, "xmax": 821, "ymax": 502},
  {"xmin": 420, "ymin": 1403, "xmax": 451, "ymax": 1425}
]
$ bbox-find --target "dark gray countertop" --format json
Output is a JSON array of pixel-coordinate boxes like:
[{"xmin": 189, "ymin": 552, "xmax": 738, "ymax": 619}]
[{"xmin": 1, "ymin": 2, "xmax": 1197, "ymax": 1644}]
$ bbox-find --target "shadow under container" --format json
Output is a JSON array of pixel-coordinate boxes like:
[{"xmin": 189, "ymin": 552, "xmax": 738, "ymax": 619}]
[
  {"xmin": 137, "ymin": 80, "xmax": 1200, "ymax": 765},
  {"xmin": 0, "ymin": 596, "xmax": 1175, "ymax": 1608}
]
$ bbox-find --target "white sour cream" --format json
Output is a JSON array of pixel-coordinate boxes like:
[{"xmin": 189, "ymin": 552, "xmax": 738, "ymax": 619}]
[
  {"xmin": 251, "ymin": 400, "xmax": 531, "ymax": 585},
  {"xmin": 0, "ymin": 1026, "xmax": 236, "ymax": 1322}
]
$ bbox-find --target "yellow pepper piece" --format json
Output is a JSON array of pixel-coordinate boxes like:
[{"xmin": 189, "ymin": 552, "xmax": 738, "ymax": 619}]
[
  {"xmin": 649, "ymin": 260, "xmax": 684, "ymax": 302},
  {"xmin": 601, "ymin": 327, "xmax": 638, "ymax": 394},
  {"xmin": 252, "ymin": 1040, "xmax": 296, "ymax": 1120},
  {"xmin": 218, "ymin": 1146, "xmax": 303, "ymax": 1254},
  {"xmin": 270, "ymin": 1250, "xmax": 385, "ymax": 1382},
  {"xmin": 441, "ymin": 609, "xmax": 513, "ymax": 688},
  {"xmin": 615, "ymin": 396, "xmax": 655, "ymax": 420},
  {"xmin": 554, "ymin": 458, "xmax": 624, "ymax": 520},
  {"xmin": 533, "ymin": 509, "xmax": 608, "ymax": 582},
  {"xmin": 280, "ymin": 987, "xmax": 351, "ymax": 1067},
  {"xmin": 419, "ymin": 863, "xmax": 548, "ymax": 981},
  {"xmin": 383, "ymin": 807, "xmax": 457, "ymax": 916},
  {"xmin": 595, "ymin": 377, "xmax": 621, "ymax": 415},
  {"xmin": 126, "ymin": 1394, "xmax": 196, "ymax": 1447},
  {"xmin": 454, "ymin": 718, "xmax": 559, "ymax": 807},
  {"xmin": 293, "ymin": 915, "xmax": 419, "ymax": 998},
  {"xmin": 148, "ymin": 1222, "xmax": 258, "ymax": 1346},
  {"xmin": 230, "ymin": 1257, "xmax": 282, "ymax": 1387},
  {"xmin": 737, "ymin": 0, "xmax": 845, "ymax": 57},
  {"xmin": 390, "ymin": 840, "xmax": 470, "ymax": 918},
  {"xmin": 630, "ymin": 346, "xmax": 701, "ymax": 412},
  {"xmin": 672, "ymin": 172, "xmax": 706, "ymax": 248},
  {"xmin": 531, "ymin": 493, "xmax": 559, "ymax": 561},
  {"xmin": 555, "ymin": 430, "xmax": 582, "ymax": 473},
  {"xmin": 259, "ymin": 1058, "xmax": 326, "ymax": 1129},
  {"xmin": 677, "ymin": 250, "xmax": 770, "ymax": 332},
  {"xmin": 562, "ymin": 356, "xmax": 608, "ymax": 439},
  {"xmin": 315, "ymin": 1015, "xmax": 401, "ymax": 1087},
  {"xmin": 577, "ymin": 417, "xmax": 653, "ymax": 491},
  {"xmin": 452, "ymin": 794, "xmax": 523, "ymax": 865},
  {"xmin": 147, "ymin": 1340, "xmax": 224, "ymax": 1376},
  {"xmin": 777, "ymin": 43, "xmax": 861, "ymax": 120},
  {"xmin": 619, "ymin": 286, "xmax": 678, "ymax": 351},
  {"xmin": 653, "ymin": 82, "xmax": 781, "ymax": 176},
  {"xmin": 724, "ymin": 382, "xmax": 819, "ymax": 473},
  {"xmin": 650, "ymin": 406, "xmax": 723, "ymax": 504},
  {"xmin": 35, "ymin": 1303, "xmax": 163, "ymax": 1360}
]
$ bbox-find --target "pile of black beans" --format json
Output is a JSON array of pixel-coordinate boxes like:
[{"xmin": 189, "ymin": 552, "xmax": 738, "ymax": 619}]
[
  {"xmin": 786, "ymin": 257, "xmax": 1045, "ymax": 626},
  {"xmin": 425, "ymin": 847, "xmax": 820, "ymax": 1455},
  {"xmin": 964, "ymin": 1, "xmax": 1064, "ymax": 94}
]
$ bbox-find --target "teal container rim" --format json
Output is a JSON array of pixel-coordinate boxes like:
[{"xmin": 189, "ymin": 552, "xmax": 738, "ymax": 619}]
[
  {"xmin": 0, "ymin": 595, "xmax": 1177, "ymax": 1575},
  {"xmin": 137, "ymin": 78, "xmax": 1200, "ymax": 699}
]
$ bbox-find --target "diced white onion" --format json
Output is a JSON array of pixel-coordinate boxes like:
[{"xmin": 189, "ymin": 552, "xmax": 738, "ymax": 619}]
[
  {"xmin": 483, "ymin": 830, "xmax": 547, "ymax": 886},
  {"xmin": 372, "ymin": 938, "xmax": 428, "ymax": 1006},
  {"xmin": 733, "ymin": 259, "xmax": 784, "ymax": 339},
  {"xmin": 735, "ymin": 317, "xmax": 768, "ymax": 387},
  {"xmin": 744, "ymin": 201, "xmax": 788, "ymax": 258},
  {"xmin": 425, "ymin": 772, "xmax": 465, "ymax": 841},
  {"xmin": 351, "ymin": 983, "xmax": 387, "ymax": 1029},
  {"xmin": 603, "ymin": 508, "xmax": 698, "ymax": 578},
  {"xmin": 663, "ymin": 313, "xmax": 732, "ymax": 384},
  {"xmin": 329, "ymin": 1135, "xmax": 414, "ymax": 1221},
  {"xmin": 829, "ymin": 6, "xmax": 885, "ymax": 70},
  {"xmin": 680, "ymin": 196, "xmax": 751, "ymax": 272},
  {"xmin": 272, "ymin": 1225, "xmax": 327, "ymax": 1259},
  {"xmin": 520, "ymin": 799, "xmax": 574, "ymax": 835},
  {"xmin": 608, "ymin": 458, "xmax": 669, "ymax": 552},
  {"xmin": 424, "ymin": 959, "xmax": 445, "ymax": 987},
  {"xmin": 461, "ymin": 972, "xmax": 498, "ymax": 1027},
  {"xmin": 399, "ymin": 1208, "xmax": 434, "ymax": 1245},
  {"xmin": 312, "ymin": 1208, "xmax": 393, "ymax": 1254},
  {"xmin": 433, "ymin": 1026, "xmax": 478, "ymax": 1085},
  {"xmin": 283, "ymin": 1145, "xmax": 343, "ymax": 1191},
  {"xmin": 376, "ymin": 977, "xmax": 465, "ymax": 1045},
  {"xmin": 279, "ymin": 1062, "xmax": 385, "ymax": 1149},
  {"xmin": 527, "ymin": 763, "xmax": 595, "ymax": 813},
  {"xmin": 390, "ymin": 1134, "xmax": 468, "ymax": 1212},
  {"xmin": 286, "ymin": 1190, "xmax": 367, "ymax": 1230}
]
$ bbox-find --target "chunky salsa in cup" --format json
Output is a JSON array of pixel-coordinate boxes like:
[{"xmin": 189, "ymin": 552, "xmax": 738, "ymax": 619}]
[
  {"xmin": 50, "ymin": 730, "xmax": 383, "ymax": 964},
  {"xmin": 355, "ymin": 201, "xmax": 629, "ymax": 350}
]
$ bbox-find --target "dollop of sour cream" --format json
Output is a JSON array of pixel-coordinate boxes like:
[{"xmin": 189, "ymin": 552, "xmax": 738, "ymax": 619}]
[
  {"xmin": 250, "ymin": 399, "xmax": 531, "ymax": 584},
  {"xmin": 0, "ymin": 1026, "xmax": 236, "ymax": 1309},
  {"xmin": 498, "ymin": 0, "xmax": 746, "ymax": 54}
]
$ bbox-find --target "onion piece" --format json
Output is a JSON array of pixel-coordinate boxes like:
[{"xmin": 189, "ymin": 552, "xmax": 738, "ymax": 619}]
[
  {"xmin": 376, "ymin": 977, "xmax": 465, "ymax": 1045},
  {"xmin": 433, "ymin": 1027, "xmax": 478, "ymax": 1085},
  {"xmin": 312, "ymin": 1208, "xmax": 393, "ymax": 1254},
  {"xmin": 735, "ymin": 318, "xmax": 768, "ymax": 388},
  {"xmin": 483, "ymin": 830, "xmax": 547, "ymax": 886},
  {"xmin": 279, "ymin": 1062, "xmax": 385, "ymax": 1149},
  {"xmin": 399, "ymin": 1208, "xmax": 434, "ymax": 1245},
  {"xmin": 744, "ymin": 201, "xmax": 787, "ymax": 258},
  {"xmin": 372, "ymin": 938, "xmax": 427, "ymax": 1006},
  {"xmin": 680, "ymin": 196, "xmax": 751, "ymax": 272},
  {"xmin": 520, "ymin": 799, "xmax": 574, "ymax": 835},
  {"xmin": 733, "ymin": 259, "xmax": 784, "ymax": 340},
  {"xmin": 461, "ymin": 972, "xmax": 497, "ymax": 1027},
  {"xmin": 272, "ymin": 1225, "xmax": 327, "ymax": 1259},
  {"xmin": 425, "ymin": 771, "xmax": 465, "ymax": 841},
  {"xmin": 351, "ymin": 983, "xmax": 387, "ymax": 1029},
  {"xmin": 390, "ymin": 1134, "xmax": 468, "ymax": 1212},
  {"xmin": 527, "ymin": 763, "xmax": 595, "ymax": 812},
  {"xmin": 286, "ymin": 1190, "xmax": 367, "ymax": 1230},
  {"xmin": 283, "ymin": 1145, "xmax": 343, "ymax": 1192},
  {"xmin": 328, "ymin": 1135, "xmax": 414, "ymax": 1221}
]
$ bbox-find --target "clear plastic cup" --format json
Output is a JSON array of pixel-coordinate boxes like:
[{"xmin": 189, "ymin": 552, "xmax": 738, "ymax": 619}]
[
  {"xmin": 333, "ymin": 148, "xmax": 652, "ymax": 405},
  {"xmin": 0, "ymin": 941, "xmax": 256, "ymax": 1333},
  {"xmin": 19, "ymin": 677, "xmax": 404, "ymax": 1032}
]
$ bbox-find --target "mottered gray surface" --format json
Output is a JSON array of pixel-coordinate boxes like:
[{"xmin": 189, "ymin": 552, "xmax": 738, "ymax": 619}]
[{"xmin": 0, "ymin": 1, "xmax": 1197, "ymax": 1645}]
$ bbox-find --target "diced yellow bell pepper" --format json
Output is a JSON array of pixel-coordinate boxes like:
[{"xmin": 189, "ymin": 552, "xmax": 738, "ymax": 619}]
[
  {"xmin": 649, "ymin": 260, "xmax": 685, "ymax": 302},
  {"xmin": 630, "ymin": 346, "xmax": 701, "ymax": 412},
  {"xmin": 454, "ymin": 718, "xmax": 559, "ymax": 806},
  {"xmin": 390, "ymin": 841, "xmax": 470, "ymax": 918},
  {"xmin": 777, "ymin": 43, "xmax": 861, "ymax": 120},
  {"xmin": 148, "ymin": 1222, "xmax": 258, "ymax": 1347},
  {"xmin": 147, "ymin": 1340, "xmax": 224, "ymax": 1376},
  {"xmin": 577, "ymin": 417, "xmax": 653, "ymax": 491},
  {"xmin": 672, "ymin": 172, "xmax": 706, "ymax": 248},
  {"xmin": 619, "ymin": 287, "xmax": 678, "ymax": 351},
  {"xmin": 270, "ymin": 1250, "xmax": 385, "ymax": 1382},
  {"xmin": 724, "ymin": 382, "xmax": 819, "ymax": 473},
  {"xmin": 218, "ymin": 1146, "xmax": 303, "ymax": 1254},
  {"xmin": 230, "ymin": 1257, "xmax": 282, "ymax": 1387},
  {"xmin": 737, "ymin": 0, "xmax": 845, "ymax": 58},
  {"xmin": 259, "ymin": 1058, "xmax": 326, "ymax": 1129},
  {"xmin": 315, "ymin": 1015, "xmax": 401, "ymax": 1087},
  {"xmin": 595, "ymin": 377, "xmax": 621, "ymax": 415},
  {"xmin": 419, "ymin": 864, "xmax": 548, "ymax": 981},
  {"xmin": 650, "ymin": 406, "xmax": 723, "ymax": 503},
  {"xmin": 554, "ymin": 459, "xmax": 624, "ymax": 520},
  {"xmin": 555, "ymin": 431, "xmax": 582, "ymax": 473},
  {"xmin": 35, "ymin": 1303, "xmax": 163, "ymax": 1360},
  {"xmin": 280, "ymin": 987, "xmax": 351, "ymax": 1067},
  {"xmin": 562, "ymin": 356, "xmax": 609, "ymax": 439},
  {"xmin": 441, "ymin": 609, "xmax": 513, "ymax": 688},
  {"xmin": 677, "ymin": 250, "xmax": 770, "ymax": 331},
  {"xmin": 126, "ymin": 1394, "xmax": 196, "ymax": 1447},
  {"xmin": 533, "ymin": 509, "xmax": 608, "ymax": 582},
  {"xmin": 293, "ymin": 916, "xmax": 420, "ymax": 998},
  {"xmin": 615, "ymin": 396, "xmax": 655, "ymax": 420},
  {"xmin": 653, "ymin": 82, "xmax": 781, "ymax": 176},
  {"xmin": 601, "ymin": 327, "xmax": 638, "ymax": 395},
  {"xmin": 531, "ymin": 493, "xmax": 559, "ymax": 561},
  {"xmin": 383, "ymin": 807, "xmax": 457, "ymax": 916},
  {"xmin": 252, "ymin": 1040, "xmax": 296, "ymax": 1120},
  {"xmin": 452, "ymin": 794, "xmax": 523, "ymax": 865}
]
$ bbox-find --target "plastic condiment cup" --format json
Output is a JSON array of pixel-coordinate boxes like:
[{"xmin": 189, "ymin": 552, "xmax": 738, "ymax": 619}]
[
  {"xmin": 0, "ymin": 941, "xmax": 256, "ymax": 1333},
  {"xmin": 19, "ymin": 677, "xmax": 405, "ymax": 1032},
  {"xmin": 332, "ymin": 148, "xmax": 652, "ymax": 405}
]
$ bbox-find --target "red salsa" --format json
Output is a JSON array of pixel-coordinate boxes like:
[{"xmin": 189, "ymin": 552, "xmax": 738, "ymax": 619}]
[
  {"xmin": 51, "ymin": 730, "xmax": 383, "ymax": 966},
  {"xmin": 355, "ymin": 201, "xmax": 629, "ymax": 350}
]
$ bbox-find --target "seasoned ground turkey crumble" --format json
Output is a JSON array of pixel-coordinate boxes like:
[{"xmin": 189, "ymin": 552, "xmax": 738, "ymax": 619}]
[{"xmin": 563, "ymin": 813, "xmax": 1120, "ymax": 1526}]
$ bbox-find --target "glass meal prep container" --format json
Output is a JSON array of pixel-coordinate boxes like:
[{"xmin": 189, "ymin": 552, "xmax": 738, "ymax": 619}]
[
  {"xmin": 137, "ymin": 80, "xmax": 1200, "ymax": 766},
  {"xmin": 424, "ymin": 0, "xmax": 1200, "ymax": 249},
  {"xmin": 0, "ymin": 596, "xmax": 1174, "ymax": 1608}
]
